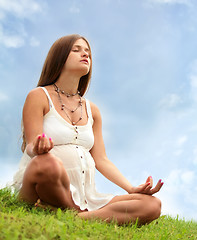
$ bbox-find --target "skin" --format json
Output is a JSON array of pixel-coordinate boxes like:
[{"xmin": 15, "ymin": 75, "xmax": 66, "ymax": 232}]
[{"xmin": 19, "ymin": 38, "xmax": 163, "ymax": 225}]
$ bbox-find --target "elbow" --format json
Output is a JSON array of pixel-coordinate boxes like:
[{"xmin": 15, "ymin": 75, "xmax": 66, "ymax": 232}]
[
  {"xmin": 95, "ymin": 162, "xmax": 100, "ymax": 171},
  {"xmin": 94, "ymin": 159, "xmax": 102, "ymax": 171},
  {"xmin": 94, "ymin": 156, "xmax": 108, "ymax": 171}
]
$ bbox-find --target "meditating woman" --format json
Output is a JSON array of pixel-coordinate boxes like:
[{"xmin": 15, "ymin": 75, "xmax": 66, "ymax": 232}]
[{"xmin": 13, "ymin": 34, "xmax": 163, "ymax": 225}]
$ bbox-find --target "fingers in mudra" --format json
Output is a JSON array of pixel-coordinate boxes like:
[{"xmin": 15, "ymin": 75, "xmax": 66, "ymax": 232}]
[
  {"xmin": 150, "ymin": 179, "xmax": 164, "ymax": 195},
  {"xmin": 146, "ymin": 176, "xmax": 153, "ymax": 187},
  {"xmin": 141, "ymin": 182, "xmax": 152, "ymax": 194},
  {"xmin": 135, "ymin": 177, "xmax": 164, "ymax": 195},
  {"xmin": 37, "ymin": 133, "xmax": 53, "ymax": 154}
]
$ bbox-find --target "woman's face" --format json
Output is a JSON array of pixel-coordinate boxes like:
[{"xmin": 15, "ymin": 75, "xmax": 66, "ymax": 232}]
[{"xmin": 64, "ymin": 38, "xmax": 91, "ymax": 76}]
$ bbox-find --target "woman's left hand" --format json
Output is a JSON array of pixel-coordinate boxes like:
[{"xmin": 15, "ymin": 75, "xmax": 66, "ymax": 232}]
[{"xmin": 128, "ymin": 176, "xmax": 164, "ymax": 195}]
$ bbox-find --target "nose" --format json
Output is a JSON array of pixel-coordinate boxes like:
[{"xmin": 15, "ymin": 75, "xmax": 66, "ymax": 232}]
[{"xmin": 82, "ymin": 49, "xmax": 89, "ymax": 58}]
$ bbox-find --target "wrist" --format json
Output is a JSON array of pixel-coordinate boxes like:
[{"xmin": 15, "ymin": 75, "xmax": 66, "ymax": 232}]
[
  {"xmin": 127, "ymin": 186, "xmax": 135, "ymax": 194},
  {"xmin": 26, "ymin": 143, "xmax": 36, "ymax": 158}
]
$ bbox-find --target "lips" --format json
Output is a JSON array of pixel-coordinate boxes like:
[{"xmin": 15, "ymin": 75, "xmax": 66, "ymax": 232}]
[{"xmin": 80, "ymin": 59, "xmax": 89, "ymax": 64}]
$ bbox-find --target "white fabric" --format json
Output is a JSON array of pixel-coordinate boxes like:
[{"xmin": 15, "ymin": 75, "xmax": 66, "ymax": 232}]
[{"xmin": 13, "ymin": 87, "xmax": 114, "ymax": 211}]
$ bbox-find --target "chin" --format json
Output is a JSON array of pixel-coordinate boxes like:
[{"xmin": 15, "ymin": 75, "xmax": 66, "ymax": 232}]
[{"xmin": 78, "ymin": 68, "xmax": 90, "ymax": 76}]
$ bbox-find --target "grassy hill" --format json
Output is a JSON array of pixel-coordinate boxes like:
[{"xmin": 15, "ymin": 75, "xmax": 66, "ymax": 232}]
[{"xmin": 0, "ymin": 188, "xmax": 196, "ymax": 240}]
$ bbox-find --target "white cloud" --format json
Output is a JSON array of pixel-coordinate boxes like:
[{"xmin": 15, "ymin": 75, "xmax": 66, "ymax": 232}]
[
  {"xmin": 0, "ymin": 0, "xmax": 43, "ymax": 19},
  {"xmin": 181, "ymin": 170, "xmax": 194, "ymax": 185},
  {"xmin": 159, "ymin": 93, "xmax": 182, "ymax": 109},
  {"xmin": 0, "ymin": 161, "xmax": 18, "ymax": 189},
  {"xmin": 69, "ymin": 6, "xmax": 80, "ymax": 13},
  {"xmin": 188, "ymin": 59, "xmax": 197, "ymax": 101},
  {"xmin": 190, "ymin": 75, "xmax": 197, "ymax": 88},
  {"xmin": 0, "ymin": 0, "xmax": 44, "ymax": 48},
  {"xmin": 192, "ymin": 146, "xmax": 197, "ymax": 165},
  {"xmin": 148, "ymin": 0, "xmax": 192, "ymax": 6},
  {"xmin": 0, "ymin": 92, "xmax": 9, "ymax": 102},
  {"xmin": 173, "ymin": 149, "xmax": 183, "ymax": 156},
  {"xmin": 29, "ymin": 36, "xmax": 40, "ymax": 47},
  {"xmin": 158, "ymin": 168, "xmax": 197, "ymax": 220},
  {"xmin": 172, "ymin": 136, "xmax": 187, "ymax": 156},
  {"xmin": 69, "ymin": 0, "xmax": 80, "ymax": 14},
  {"xmin": 189, "ymin": 59, "xmax": 197, "ymax": 75},
  {"xmin": 176, "ymin": 135, "xmax": 188, "ymax": 146},
  {"xmin": 0, "ymin": 30, "xmax": 25, "ymax": 48}
]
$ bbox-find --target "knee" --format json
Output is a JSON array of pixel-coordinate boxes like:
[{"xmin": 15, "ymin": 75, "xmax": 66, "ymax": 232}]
[
  {"xmin": 30, "ymin": 153, "xmax": 63, "ymax": 183},
  {"xmin": 149, "ymin": 197, "xmax": 162, "ymax": 220},
  {"xmin": 138, "ymin": 195, "xmax": 162, "ymax": 224}
]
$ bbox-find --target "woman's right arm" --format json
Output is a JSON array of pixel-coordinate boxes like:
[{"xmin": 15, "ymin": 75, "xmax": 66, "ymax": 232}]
[{"xmin": 23, "ymin": 88, "xmax": 53, "ymax": 158}]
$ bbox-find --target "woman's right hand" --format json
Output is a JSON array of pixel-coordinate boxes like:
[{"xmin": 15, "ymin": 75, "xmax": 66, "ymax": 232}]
[{"xmin": 31, "ymin": 133, "xmax": 54, "ymax": 156}]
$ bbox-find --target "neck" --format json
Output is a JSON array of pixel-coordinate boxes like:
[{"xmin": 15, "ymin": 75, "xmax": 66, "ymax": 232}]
[{"xmin": 55, "ymin": 72, "xmax": 80, "ymax": 94}]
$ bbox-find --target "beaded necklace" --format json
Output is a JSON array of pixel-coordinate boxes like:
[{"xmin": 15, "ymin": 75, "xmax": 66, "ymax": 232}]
[{"xmin": 53, "ymin": 83, "xmax": 83, "ymax": 125}]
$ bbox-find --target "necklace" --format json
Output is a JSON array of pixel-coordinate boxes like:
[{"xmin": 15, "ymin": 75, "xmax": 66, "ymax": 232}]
[
  {"xmin": 54, "ymin": 83, "xmax": 80, "ymax": 97},
  {"xmin": 53, "ymin": 84, "xmax": 83, "ymax": 125}
]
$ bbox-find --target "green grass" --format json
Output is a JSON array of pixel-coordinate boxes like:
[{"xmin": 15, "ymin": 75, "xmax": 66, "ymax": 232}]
[{"xmin": 0, "ymin": 188, "xmax": 197, "ymax": 240}]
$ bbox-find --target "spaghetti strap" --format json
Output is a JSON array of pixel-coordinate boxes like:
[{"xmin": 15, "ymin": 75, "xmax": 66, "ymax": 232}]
[
  {"xmin": 85, "ymin": 99, "xmax": 93, "ymax": 124},
  {"xmin": 39, "ymin": 87, "xmax": 54, "ymax": 109}
]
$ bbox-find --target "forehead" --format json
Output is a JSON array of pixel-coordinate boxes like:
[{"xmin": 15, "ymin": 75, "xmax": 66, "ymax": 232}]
[{"xmin": 73, "ymin": 38, "xmax": 89, "ymax": 49}]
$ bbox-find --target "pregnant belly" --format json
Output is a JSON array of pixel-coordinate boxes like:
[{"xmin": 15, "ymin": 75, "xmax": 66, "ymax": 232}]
[{"xmin": 49, "ymin": 144, "xmax": 94, "ymax": 170}]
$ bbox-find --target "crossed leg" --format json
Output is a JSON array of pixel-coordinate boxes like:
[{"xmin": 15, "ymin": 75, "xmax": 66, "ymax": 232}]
[
  {"xmin": 19, "ymin": 153, "xmax": 162, "ymax": 225},
  {"xmin": 19, "ymin": 153, "xmax": 81, "ymax": 211},
  {"xmin": 78, "ymin": 194, "xmax": 161, "ymax": 225}
]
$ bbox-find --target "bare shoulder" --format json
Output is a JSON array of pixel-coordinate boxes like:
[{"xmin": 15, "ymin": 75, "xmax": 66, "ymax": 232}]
[
  {"xmin": 24, "ymin": 87, "xmax": 48, "ymax": 110},
  {"xmin": 89, "ymin": 101, "xmax": 102, "ymax": 121},
  {"xmin": 26, "ymin": 87, "xmax": 46, "ymax": 99},
  {"xmin": 25, "ymin": 87, "xmax": 47, "ymax": 102}
]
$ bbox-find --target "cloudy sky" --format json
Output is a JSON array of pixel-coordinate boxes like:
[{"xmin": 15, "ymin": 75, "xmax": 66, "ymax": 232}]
[{"xmin": 0, "ymin": 0, "xmax": 197, "ymax": 221}]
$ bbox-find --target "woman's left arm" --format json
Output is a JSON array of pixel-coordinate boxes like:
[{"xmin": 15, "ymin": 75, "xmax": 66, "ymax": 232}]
[
  {"xmin": 90, "ymin": 102, "xmax": 163, "ymax": 195},
  {"xmin": 90, "ymin": 102, "xmax": 134, "ymax": 193}
]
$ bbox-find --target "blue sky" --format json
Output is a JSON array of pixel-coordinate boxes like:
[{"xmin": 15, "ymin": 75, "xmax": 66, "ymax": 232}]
[{"xmin": 0, "ymin": 0, "xmax": 197, "ymax": 221}]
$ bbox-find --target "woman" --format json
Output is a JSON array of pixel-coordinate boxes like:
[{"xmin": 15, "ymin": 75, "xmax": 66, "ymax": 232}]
[{"xmin": 13, "ymin": 34, "xmax": 163, "ymax": 225}]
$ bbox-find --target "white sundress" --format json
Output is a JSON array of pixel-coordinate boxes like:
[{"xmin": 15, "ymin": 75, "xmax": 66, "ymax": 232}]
[{"xmin": 12, "ymin": 87, "xmax": 114, "ymax": 211}]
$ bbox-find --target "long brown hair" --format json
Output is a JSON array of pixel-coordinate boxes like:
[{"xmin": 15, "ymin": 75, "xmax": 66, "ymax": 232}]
[
  {"xmin": 21, "ymin": 34, "xmax": 92, "ymax": 152},
  {"xmin": 37, "ymin": 34, "xmax": 92, "ymax": 95}
]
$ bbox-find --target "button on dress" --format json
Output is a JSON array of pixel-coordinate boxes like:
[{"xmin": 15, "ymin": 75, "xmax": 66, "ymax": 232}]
[{"xmin": 12, "ymin": 87, "xmax": 114, "ymax": 211}]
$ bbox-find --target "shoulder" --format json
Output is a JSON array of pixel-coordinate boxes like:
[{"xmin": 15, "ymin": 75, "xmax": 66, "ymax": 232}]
[
  {"xmin": 26, "ymin": 87, "xmax": 46, "ymax": 99},
  {"xmin": 25, "ymin": 87, "xmax": 48, "ymax": 102},
  {"xmin": 89, "ymin": 101, "xmax": 102, "ymax": 122},
  {"xmin": 24, "ymin": 87, "xmax": 48, "ymax": 108}
]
